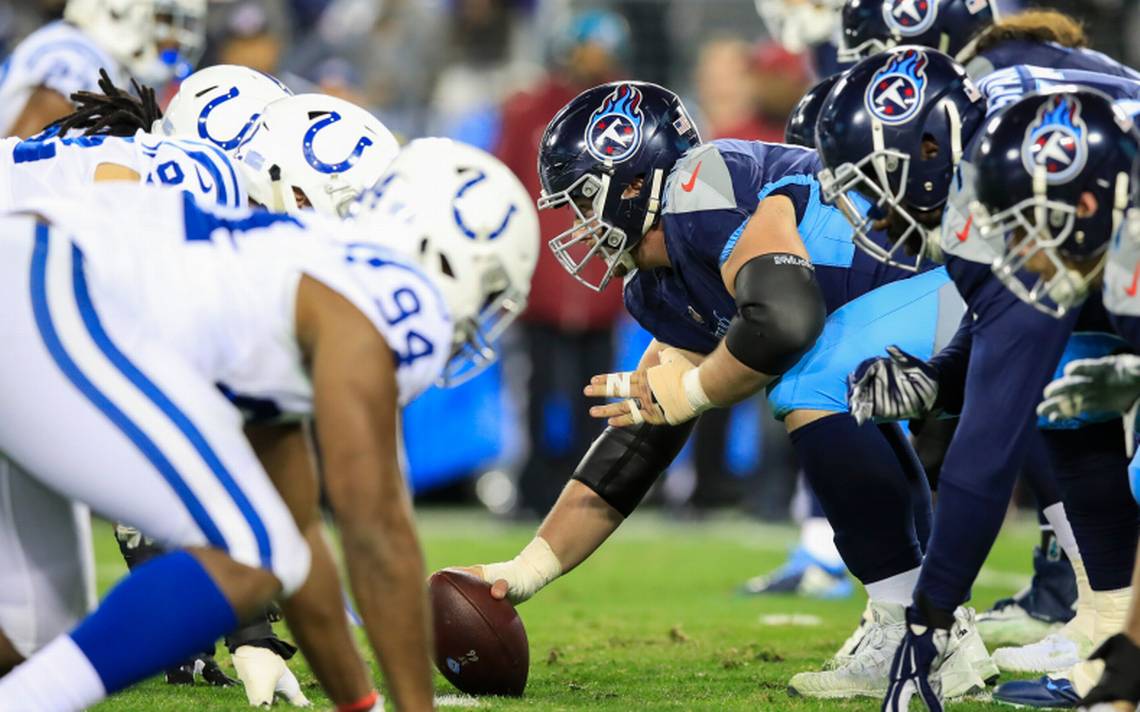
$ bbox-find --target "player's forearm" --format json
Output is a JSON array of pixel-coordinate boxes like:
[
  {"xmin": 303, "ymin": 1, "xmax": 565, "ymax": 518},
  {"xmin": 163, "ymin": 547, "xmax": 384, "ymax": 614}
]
[
  {"xmin": 281, "ymin": 521, "xmax": 373, "ymax": 707},
  {"xmin": 536, "ymin": 480, "xmax": 624, "ymax": 574},
  {"xmin": 695, "ymin": 341, "xmax": 773, "ymax": 408},
  {"xmin": 341, "ymin": 511, "xmax": 434, "ymax": 712}
]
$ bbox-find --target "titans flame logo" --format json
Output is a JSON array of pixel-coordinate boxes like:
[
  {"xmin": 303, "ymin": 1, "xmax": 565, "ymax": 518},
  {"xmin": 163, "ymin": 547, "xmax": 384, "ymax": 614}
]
[
  {"xmin": 865, "ymin": 49, "xmax": 929, "ymax": 125},
  {"xmin": 585, "ymin": 84, "xmax": 645, "ymax": 163},
  {"xmin": 883, "ymin": 0, "xmax": 938, "ymax": 36},
  {"xmin": 1021, "ymin": 95, "xmax": 1088, "ymax": 184}
]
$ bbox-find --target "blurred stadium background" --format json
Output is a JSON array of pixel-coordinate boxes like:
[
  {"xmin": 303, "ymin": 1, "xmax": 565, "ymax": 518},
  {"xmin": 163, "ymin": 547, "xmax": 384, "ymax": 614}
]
[{"xmin": 2, "ymin": 0, "xmax": 1135, "ymax": 523}]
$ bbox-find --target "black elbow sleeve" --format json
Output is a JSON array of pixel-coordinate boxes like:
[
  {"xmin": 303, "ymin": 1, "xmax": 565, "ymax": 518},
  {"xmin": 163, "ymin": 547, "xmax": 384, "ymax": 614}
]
[
  {"xmin": 725, "ymin": 253, "xmax": 826, "ymax": 375},
  {"xmin": 571, "ymin": 421, "xmax": 696, "ymax": 517}
]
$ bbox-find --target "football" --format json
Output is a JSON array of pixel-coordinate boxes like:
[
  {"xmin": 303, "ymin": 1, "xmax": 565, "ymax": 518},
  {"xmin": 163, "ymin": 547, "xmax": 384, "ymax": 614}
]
[{"xmin": 429, "ymin": 569, "xmax": 530, "ymax": 696}]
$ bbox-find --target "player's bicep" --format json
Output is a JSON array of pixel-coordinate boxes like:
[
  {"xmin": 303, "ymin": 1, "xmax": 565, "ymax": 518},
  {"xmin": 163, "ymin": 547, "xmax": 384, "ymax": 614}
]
[
  {"xmin": 7, "ymin": 86, "xmax": 73, "ymax": 139},
  {"xmin": 719, "ymin": 195, "xmax": 809, "ymax": 296}
]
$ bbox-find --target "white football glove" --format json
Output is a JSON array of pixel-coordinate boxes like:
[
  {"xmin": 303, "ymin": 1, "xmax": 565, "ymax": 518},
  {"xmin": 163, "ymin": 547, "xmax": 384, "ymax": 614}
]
[
  {"xmin": 232, "ymin": 645, "xmax": 310, "ymax": 707},
  {"xmin": 1038, "ymin": 354, "xmax": 1140, "ymax": 421},
  {"xmin": 846, "ymin": 345, "xmax": 939, "ymax": 426},
  {"xmin": 1038, "ymin": 354, "xmax": 1140, "ymax": 457}
]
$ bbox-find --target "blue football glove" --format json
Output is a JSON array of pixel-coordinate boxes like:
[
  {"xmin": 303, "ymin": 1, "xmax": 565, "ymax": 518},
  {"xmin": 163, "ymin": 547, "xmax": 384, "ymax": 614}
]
[
  {"xmin": 848, "ymin": 346, "xmax": 939, "ymax": 426},
  {"xmin": 883, "ymin": 608, "xmax": 949, "ymax": 712}
]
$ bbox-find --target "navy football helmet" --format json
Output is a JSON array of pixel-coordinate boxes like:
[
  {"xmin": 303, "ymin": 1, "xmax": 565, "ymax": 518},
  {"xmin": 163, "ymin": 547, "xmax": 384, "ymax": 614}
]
[
  {"xmin": 816, "ymin": 47, "xmax": 986, "ymax": 270},
  {"xmin": 785, "ymin": 73, "xmax": 842, "ymax": 149},
  {"xmin": 538, "ymin": 81, "xmax": 701, "ymax": 291},
  {"xmin": 972, "ymin": 89, "xmax": 1140, "ymax": 316},
  {"xmin": 839, "ymin": 0, "xmax": 998, "ymax": 63}
]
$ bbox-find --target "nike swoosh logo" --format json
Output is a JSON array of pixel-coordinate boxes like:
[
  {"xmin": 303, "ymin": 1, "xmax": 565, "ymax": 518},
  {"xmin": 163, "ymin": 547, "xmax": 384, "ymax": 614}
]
[
  {"xmin": 681, "ymin": 161, "xmax": 702, "ymax": 192},
  {"xmin": 195, "ymin": 167, "xmax": 214, "ymax": 195},
  {"xmin": 955, "ymin": 215, "xmax": 972, "ymax": 243},
  {"xmin": 1126, "ymin": 261, "xmax": 1140, "ymax": 297}
]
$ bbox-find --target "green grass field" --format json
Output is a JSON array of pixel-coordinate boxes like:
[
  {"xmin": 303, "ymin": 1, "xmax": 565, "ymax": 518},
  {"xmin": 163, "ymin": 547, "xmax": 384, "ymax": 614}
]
[{"xmin": 89, "ymin": 509, "xmax": 1045, "ymax": 711}]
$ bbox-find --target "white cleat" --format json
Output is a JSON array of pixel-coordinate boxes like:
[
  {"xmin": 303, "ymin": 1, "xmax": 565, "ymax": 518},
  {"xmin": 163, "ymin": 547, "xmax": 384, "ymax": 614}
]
[
  {"xmin": 939, "ymin": 607, "xmax": 995, "ymax": 698},
  {"xmin": 824, "ymin": 598, "xmax": 873, "ymax": 670},
  {"xmin": 976, "ymin": 595, "xmax": 1064, "ymax": 647},
  {"xmin": 232, "ymin": 645, "xmax": 312, "ymax": 707},
  {"xmin": 788, "ymin": 601, "xmax": 905, "ymax": 698},
  {"xmin": 992, "ymin": 617, "xmax": 1093, "ymax": 674}
]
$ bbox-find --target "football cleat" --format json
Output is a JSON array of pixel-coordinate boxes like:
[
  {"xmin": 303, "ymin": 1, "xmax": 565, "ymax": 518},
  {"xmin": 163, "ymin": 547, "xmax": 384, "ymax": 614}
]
[
  {"xmin": 825, "ymin": 599, "xmax": 874, "ymax": 669},
  {"xmin": 740, "ymin": 547, "xmax": 853, "ymax": 599},
  {"xmin": 978, "ymin": 547, "xmax": 1077, "ymax": 647},
  {"xmin": 942, "ymin": 607, "xmax": 999, "ymax": 692},
  {"xmin": 993, "ymin": 675, "xmax": 1081, "ymax": 708},
  {"xmin": 993, "ymin": 619, "xmax": 1093, "ymax": 674},
  {"xmin": 788, "ymin": 601, "xmax": 905, "ymax": 698},
  {"xmin": 164, "ymin": 653, "xmax": 236, "ymax": 687}
]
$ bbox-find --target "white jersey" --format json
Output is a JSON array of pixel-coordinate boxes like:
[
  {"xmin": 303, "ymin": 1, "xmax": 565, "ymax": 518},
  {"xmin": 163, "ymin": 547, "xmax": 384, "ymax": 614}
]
[
  {"xmin": 0, "ymin": 21, "xmax": 129, "ymax": 135},
  {"xmin": 21, "ymin": 184, "xmax": 452, "ymax": 418},
  {"xmin": 0, "ymin": 128, "xmax": 247, "ymax": 211}
]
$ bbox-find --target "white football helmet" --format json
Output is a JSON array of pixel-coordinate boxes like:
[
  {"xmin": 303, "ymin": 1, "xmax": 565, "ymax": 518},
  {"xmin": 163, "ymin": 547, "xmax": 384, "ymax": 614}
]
[
  {"xmin": 235, "ymin": 94, "xmax": 400, "ymax": 217},
  {"xmin": 755, "ymin": 0, "xmax": 843, "ymax": 53},
  {"xmin": 159, "ymin": 64, "xmax": 292, "ymax": 154},
  {"xmin": 65, "ymin": 0, "xmax": 206, "ymax": 85},
  {"xmin": 354, "ymin": 139, "xmax": 539, "ymax": 386}
]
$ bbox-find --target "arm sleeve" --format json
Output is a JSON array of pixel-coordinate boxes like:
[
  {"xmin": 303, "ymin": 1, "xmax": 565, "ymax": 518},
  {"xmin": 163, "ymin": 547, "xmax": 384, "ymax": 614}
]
[{"xmin": 927, "ymin": 314, "xmax": 974, "ymax": 415}]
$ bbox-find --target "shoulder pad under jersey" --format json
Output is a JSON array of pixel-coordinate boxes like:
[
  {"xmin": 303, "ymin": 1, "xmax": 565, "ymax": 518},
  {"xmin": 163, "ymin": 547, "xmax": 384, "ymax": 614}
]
[
  {"xmin": 662, "ymin": 144, "xmax": 737, "ymax": 215},
  {"xmin": 140, "ymin": 135, "xmax": 247, "ymax": 210},
  {"xmin": 1104, "ymin": 223, "xmax": 1140, "ymax": 318}
]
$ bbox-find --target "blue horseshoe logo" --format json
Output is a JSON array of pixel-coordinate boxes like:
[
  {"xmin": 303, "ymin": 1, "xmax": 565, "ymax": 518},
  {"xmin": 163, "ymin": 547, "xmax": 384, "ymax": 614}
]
[
  {"xmin": 303, "ymin": 112, "xmax": 374, "ymax": 174},
  {"xmin": 198, "ymin": 86, "xmax": 260, "ymax": 150},
  {"xmin": 452, "ymin": 171, "xmax": 517, "ymax": 241}
]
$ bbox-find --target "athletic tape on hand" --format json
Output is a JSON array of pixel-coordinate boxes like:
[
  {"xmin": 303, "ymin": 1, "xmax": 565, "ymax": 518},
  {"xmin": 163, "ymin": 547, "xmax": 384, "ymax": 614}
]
[
  {"xmin": 627, "ymin": 399, "xmax": 645, "ymax": 424},
  {"xmin": 606, "ymin": 372, "xmax": 633, "ymax": 398}
]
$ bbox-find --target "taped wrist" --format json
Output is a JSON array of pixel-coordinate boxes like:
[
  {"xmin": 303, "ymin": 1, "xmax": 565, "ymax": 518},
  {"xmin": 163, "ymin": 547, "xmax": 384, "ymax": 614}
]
[
  {"xmin": 481, "ymin": 537, "xmax": 562, "ymax": 604},
  {"xmin": 725, "ymin": 253, "xmax": 826, "ymax": 375},
  {"xmin": 571, "ymin": 421, "xmax": 696, "ymax": 517}
]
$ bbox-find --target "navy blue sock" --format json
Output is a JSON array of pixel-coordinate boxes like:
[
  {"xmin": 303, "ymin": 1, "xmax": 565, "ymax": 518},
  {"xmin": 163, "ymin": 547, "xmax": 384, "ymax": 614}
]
[
  {"xmin": 879, "ymin": 422, "xmax": 933, "ymax": 552},
  {"xmin": 70, "ymin": 550, "xmax": 239, "ymax": 694},
  {"xmin": 789, "ymin": 413, "xmax": 922, "ymax": 584},
  {"xmin": 1045, "ymin": 422, "xmax": 1140, "ymax": 591}
]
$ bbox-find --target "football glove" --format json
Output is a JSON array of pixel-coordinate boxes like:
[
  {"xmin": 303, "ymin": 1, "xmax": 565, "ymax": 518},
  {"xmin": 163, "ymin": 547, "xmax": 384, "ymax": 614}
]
[
  {"xmin": 848, "ymin": 346, "xmax": 939, "ymax": 426},
  {"xmin": 1038, "ymin": 354, "xmax": 1140, "ymax": 421},
  {"xmin": 883, "ymin": 607, "xmax": 951, "ymax": 712},
  {"xmin": 232, "ymin": 645, "xmax": 310, "ymax": 707}
]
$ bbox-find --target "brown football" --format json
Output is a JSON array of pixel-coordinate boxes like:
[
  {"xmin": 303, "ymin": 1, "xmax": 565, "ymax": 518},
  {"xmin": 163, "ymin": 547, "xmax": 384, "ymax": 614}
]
[{"xmin": 429, "ymin": 570, "xmax": 529, "ymax": 696}]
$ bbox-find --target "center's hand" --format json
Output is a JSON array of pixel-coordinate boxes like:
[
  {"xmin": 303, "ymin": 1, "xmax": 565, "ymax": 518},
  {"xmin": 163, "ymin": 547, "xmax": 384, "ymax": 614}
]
[{"xmin": 584, "ymin": 368, "xmax": 668, "ymax": 427}]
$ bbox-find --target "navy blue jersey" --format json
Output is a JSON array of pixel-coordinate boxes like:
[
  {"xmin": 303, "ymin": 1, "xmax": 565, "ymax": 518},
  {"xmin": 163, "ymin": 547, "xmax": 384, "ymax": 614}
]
[
  {"xmin": 966, "ymin": 40, "xmax": 1140, "ymax": 82},
  {"xmin": 623, "ymin": 139, "xmax": 912, "ymax": 353}
]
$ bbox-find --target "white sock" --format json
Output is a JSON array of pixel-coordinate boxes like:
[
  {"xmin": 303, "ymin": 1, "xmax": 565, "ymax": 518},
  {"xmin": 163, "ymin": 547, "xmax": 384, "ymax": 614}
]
[
  {"xmin": 0, "ymin": 635, "xmax": 105, "ymax": 710},
  {"xmin": 864, "ymin": 566, "xmax": 921, "ymax": 606},
  {"xmin": 1041, "ymin": 502, "xmax": 1080, "ymax": 562},
  {"xmin": 800, "ymin": 517, "xmax": 844, "ymax": 569}
]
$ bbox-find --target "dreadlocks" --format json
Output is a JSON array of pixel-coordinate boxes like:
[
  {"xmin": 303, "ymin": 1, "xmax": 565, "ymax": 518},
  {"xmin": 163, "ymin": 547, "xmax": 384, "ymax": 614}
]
[{"xmin": 47, "ymin": 68, "xmax": 164, "ymax": 138}]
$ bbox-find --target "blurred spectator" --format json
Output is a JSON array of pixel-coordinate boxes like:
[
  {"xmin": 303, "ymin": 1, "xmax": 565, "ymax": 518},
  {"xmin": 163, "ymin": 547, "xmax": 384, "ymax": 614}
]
[
  {"xmin": 208, "ymin": 0, "xmax": 289, "ymax": 74},
  {"xmin": 694, "ymin": 37, "xmax": 774, "ymax": 141},
  {"xmin": 752, "ymin": 40, "xmax": 811, "ymax": 130},
  {"xmin": 495, "ymin": 8, "xmax": 630, "ymax": 517}
]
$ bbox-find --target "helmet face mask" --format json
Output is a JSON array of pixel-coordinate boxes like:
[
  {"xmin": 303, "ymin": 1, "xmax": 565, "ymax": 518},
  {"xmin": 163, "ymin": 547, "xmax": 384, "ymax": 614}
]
[
  {"xmin": 977, "ymin": 194, "xmax": 1097, "ymax": 316},
  {"xmin": 67, "ymin": 0, "xmax": 207, "ymax": 85},
  {"xmin": 819, "ymin": 144, "xmax": 939, "ymax": 271},
  {"xmin": 540, "ymin": 172, "xmax": 635, "ymax": 292}
]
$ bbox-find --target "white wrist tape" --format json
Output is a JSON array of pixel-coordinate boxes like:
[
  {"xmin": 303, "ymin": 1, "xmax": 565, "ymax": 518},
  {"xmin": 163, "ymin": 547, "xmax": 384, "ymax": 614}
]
[
  {"xmin": 480, "ymin": 537, "xmax": 562, "ymax": 604},
  {"xmin": 682, "ymin": 367, "xmax": 712, "ymax": 413},
  {"xmin": 626, "ymin": 399, "xmax": 644, "ymax": 424}
]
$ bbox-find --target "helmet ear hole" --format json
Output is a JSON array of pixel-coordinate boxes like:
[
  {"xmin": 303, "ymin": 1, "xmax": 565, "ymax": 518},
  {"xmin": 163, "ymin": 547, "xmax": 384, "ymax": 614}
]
[
  {"xmin": 439, "ymin": 252, "xmax": 455, "ymax": 278},
  {"xmin": 921, "ymin": 134, "xmax": 940, "ymax": 160}
]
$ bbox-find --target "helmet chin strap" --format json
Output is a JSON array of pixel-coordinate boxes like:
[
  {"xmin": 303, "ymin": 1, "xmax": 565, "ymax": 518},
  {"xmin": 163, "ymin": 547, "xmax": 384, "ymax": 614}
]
[
  {"xmin": 946, "ymin": 101, "xmax": 963, "ymax": 168},
  {"xmin": 641, "ymin": 168, "xmax": 666, "ymax": 236},
  {"xmin": 1112, "ymin": 170, "xmax": 1131, "ymax": 236},
  {"xmin": 267, "ymin": 165, "xmax": 290, "ymax": 214}
]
